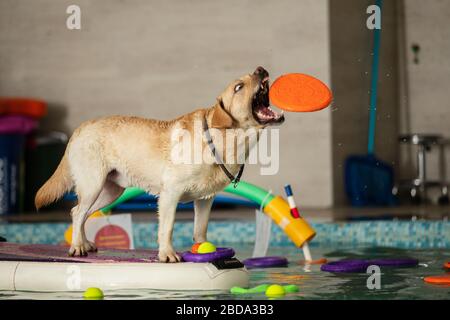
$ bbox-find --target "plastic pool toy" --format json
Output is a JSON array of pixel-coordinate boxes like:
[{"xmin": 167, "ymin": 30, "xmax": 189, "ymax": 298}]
[
  {"xmin": 0, "ymin": 243, "xmax": 248, "ymax": 291},
  {"xmin": 191, "ymin": 242, "xmax": 216, "ymax": 254},
  {"xmin": 369, "ymin": 258, "xmax": 418, "ymax": 267},
  {"xmin": 231, "ymin": 284, "xmax": 270, "ymax": 294},
  {"xmin": 265, "ymin": 284, "xmax": 285, "ymax": 298},
  {"xmin": 181, "ymin": 247, "xmax": 235, "ymax": 263},
  {"xmin": 321, "ymin": 258, "xmax": 419, "ymax": 273},
  {"xmin": 298, "ymin": 258, "xmax": 328, "ymax": 265},
  {"xmin": 197, "ymin": 242, "xmax": 216, "ymax": 254},
  {"xmin": 191, "ymin": 243, "xmax": 201, "ymax": 253},
  {"xmin": 243, "ymin": 256, "xmax": 288, "ymax": 269},
  {"xmin": 0, "ymin": 98, "xmax": 47, "ymax": 118},
  {"xmin": 321, "ymin": 259, "xmax": 369, "ymax": 273},
  {"xmin": 83, "ymin": 287, "xmax": 104, "ymax": 300},
  {"xmin": 231, "ymin": 284, "xmax": 298, "ymax": 295},
  {"xmin": 283, "ymin": 184, "xmax": 326, "ymax": 264},
  {"xmin": 81, "ymin": 181, "xmax": 317, "ymax": 252},
  {"xmin": 444, "ymin": 262, "xmax": 450, "ymax": 269},
  {"xmin": 269, "ymin": 73, "xmax": 332, "ymax": 112},
  {"xmin": 423, "ymin": 274, "xmax": 450, "ymax": 286}
]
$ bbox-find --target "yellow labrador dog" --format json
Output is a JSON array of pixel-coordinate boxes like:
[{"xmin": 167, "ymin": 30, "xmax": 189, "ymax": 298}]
[{"xmin": 35, "ymin": 66, "xmax": 284, "ymax": 262}]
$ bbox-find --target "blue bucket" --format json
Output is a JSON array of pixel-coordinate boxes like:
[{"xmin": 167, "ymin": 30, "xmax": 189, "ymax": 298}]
[{"xmin": 0, "ymin": 134, "xmax": 25, "ymax": 214}]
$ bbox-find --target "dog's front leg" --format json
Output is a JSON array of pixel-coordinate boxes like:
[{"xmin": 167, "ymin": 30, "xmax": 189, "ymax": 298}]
[
  {"xmin": 157, "ymin": 190, "xmax": 182, "ymax": 263},
  {"xmin": 193, "ymin": 197, "xmax": 214, "ymax": 243}
]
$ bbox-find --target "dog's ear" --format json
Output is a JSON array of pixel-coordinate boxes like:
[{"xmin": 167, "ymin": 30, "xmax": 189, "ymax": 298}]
[{"xmin": 211, "ymin": 98, "xmax": 233, "ymax": 129}]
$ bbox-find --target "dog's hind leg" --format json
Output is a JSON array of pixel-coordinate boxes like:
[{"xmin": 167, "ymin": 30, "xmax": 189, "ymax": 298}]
[
  {"xmin": 157, "ymin": 189, "xmax": 183, "ymax": 263},
  {"xmin": 77, "ymin": 180, "xmax": 125, "ymax": 254},
  {"xmin": 193, "ymin": 197, "xmax": 214, "ymax": 243},
  {"xmin": 69, "ymin": 189, "xmax": 103, "ymax": 256},
  {"xmin": 68, "ymin": 154, "xmax": 108, "ymax": 256}
]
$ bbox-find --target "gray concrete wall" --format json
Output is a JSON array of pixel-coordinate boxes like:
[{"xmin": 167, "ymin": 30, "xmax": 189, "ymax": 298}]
[
  {"xmin": 398, "ymin": 0, "xmax": 450, "ymax": 187},
  {"xmin": 329, "ymin": 0, "xmax": 400, "ymax": 205},
  {"xmin": 0, "ymin": 0, "xmax": 333, "ymax": 207}
]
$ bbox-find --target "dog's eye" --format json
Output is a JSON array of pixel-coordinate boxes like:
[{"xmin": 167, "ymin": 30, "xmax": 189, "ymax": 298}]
[{"xmin": 234, "ymin": 83, "xmax": 244, "ymax": 93}]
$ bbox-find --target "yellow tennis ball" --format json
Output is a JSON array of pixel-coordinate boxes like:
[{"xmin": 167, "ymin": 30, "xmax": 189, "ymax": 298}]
[
  {"xmin": 83, "ymin": 287, "xmax": 104, "ymax": 300},
  {"xmin": 197, "ymin": 242, "xmax": 216, "ymax": 254},
  {"xmin": 265, "ymin": 284, "xmax": 285, "ymax": 298}
]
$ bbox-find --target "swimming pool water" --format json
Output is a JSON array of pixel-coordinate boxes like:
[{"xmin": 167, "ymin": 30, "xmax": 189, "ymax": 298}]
[{"xmin": 1, "ymin": 245, "xmax": 448, "ymax": 300}]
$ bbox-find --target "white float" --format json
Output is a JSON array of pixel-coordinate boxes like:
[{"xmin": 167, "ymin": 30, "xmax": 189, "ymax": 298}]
[
  {"xmin": 0, "ymin": 260, "xmax": 249, "ymax": 292},
  {"xmin": 0, "ymin": 243, "xmax": 248, "ymax": 292}
]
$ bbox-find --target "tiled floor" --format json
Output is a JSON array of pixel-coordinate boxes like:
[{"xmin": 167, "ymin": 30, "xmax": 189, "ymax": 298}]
[{"xmin": 2, "ymin": 204, "xmax": 449, "ymax": 223}]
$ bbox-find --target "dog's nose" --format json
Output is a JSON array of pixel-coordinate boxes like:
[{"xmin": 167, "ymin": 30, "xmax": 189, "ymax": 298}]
[{"xmin": 253, "ymin": 66, "xmax": 269, "ymax": 79}]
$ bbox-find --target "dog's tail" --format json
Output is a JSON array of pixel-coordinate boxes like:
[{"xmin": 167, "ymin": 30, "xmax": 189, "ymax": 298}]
[{"xmin": 35, "ymin": 153, "xmax": 73, "ymax": 210}]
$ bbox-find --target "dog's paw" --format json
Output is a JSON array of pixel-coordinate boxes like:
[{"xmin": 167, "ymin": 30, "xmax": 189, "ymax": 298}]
[
  {"xmin": 83, "ymin": 240, "xmax": 98, "ymax": 253},
  {"xmin": 68, "ymin": 241, "xmax": 97, "ymax": 257},
  {"xmin": 158, "ymin": 248, "xmax": 181, "ymax": 263},
  {"xmin": 68, "ymin": 245, "xmax": 88, "ymax": 257}
]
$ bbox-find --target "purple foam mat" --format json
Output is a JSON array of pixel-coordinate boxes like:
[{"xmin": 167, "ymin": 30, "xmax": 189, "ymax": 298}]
[
  {"xmin": 0, "ymin": 242, "xmax": 160, "ymax": 263},
  {"xmin": 321, "ymin": 258, "xmax": 419, "ymax": 273}
]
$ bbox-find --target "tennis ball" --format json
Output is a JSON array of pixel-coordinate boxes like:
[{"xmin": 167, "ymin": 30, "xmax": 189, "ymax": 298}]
[
  {"xmin": 265, "ymin": 284, "xmax": 285, "ymax": 298},
  {"xmin": 191, "ymin": 243, "xmax": 201, "ymax": 254},
  {"xmin": 83, "ymin": 287, "xmax": 104, "ymax": 300},
  {"xmin": 197, "ymin": 242, "xmax": 216, "ymax": 254}
]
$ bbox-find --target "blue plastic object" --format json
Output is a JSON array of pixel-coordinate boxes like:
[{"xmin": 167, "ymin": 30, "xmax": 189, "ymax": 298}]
[
  {"xmin": 63, "ymin": 193, "xmax": 257, "ymax": 211},
  {"xmin": 345, "ymin": 154, "xmax": 395, "ymax": 206},
  {"xmin": 0, "ymin": 134, "xmax": 25, "ymax": 214},
  {"xmin": 344, "ymin": 0, "xmax": 395, "ymax": 207}
]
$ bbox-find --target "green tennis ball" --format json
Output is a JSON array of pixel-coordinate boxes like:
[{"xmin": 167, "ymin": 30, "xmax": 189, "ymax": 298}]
[
  {"xmin": 265, "ymin": 284, "xmax": 285, "ymax": 298},
  {"xmin": 83, "ymin": 287, "xmax": 104, "ymax": 300},
  {"xmin": 198, "ymin": 242, "xmax": 216, "ymax": 254}
]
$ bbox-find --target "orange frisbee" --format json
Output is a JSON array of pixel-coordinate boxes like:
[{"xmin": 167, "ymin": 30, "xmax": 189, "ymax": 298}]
[
  {"xmin": 423, "ymin": 274, "xmax": 450, "ymax": 286},
  {"xmin": 269, "ymin": 73, "xmax": 332, "ymax": 112}
]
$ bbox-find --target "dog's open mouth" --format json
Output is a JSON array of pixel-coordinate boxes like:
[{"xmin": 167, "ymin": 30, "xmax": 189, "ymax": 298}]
[{"xmin": 252, "ymin": 77, "xmax": 284, "ymax": 125}]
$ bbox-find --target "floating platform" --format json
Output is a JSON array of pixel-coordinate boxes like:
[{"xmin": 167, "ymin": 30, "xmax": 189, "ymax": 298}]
[{"xmin": 0, "ymin": 243, "xmax": 249, "ymax": 292}]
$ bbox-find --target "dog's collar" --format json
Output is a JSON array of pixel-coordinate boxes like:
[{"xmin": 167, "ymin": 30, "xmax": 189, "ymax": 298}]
[{"xmin": 202, "ymin": 117, "xmax": 244, "ymax": 188}]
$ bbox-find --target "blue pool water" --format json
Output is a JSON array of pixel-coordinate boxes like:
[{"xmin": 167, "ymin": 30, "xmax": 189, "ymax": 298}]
[
  {"xmin": 0, "ymin": 245, "xmax": 448, "ymax": 300},
  {"xmin": 0, "ymin": 220, "xmax": 448, "ymax": 299}
]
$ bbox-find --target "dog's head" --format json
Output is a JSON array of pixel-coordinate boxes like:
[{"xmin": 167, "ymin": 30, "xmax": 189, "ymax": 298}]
[{"xmin": 211, "ymin": 66, "xmax": 285, "ymax": 129}]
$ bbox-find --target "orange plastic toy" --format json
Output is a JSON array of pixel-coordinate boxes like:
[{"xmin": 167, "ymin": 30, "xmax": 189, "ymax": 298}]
[
  {"xmin": 423, "ymin": 274, "xmax": 450, "ymax": 286},
  {"xmin": 298, "ymin": 258, "xmax": 328, "ymax": 266},
  {"xmin": 444, "ymin": 262, "xmax": 450, "ymax": 269},
  {"xmin": 0, "ymin": 98, "xmax": 47, "ymax": 118},
  {"xmin": 191, "ymin": 243, "xmax": 201, "ymax": 254},
  {"xmin": 269, "ymin": 73, "xmax": 332, "ymax": 112}
]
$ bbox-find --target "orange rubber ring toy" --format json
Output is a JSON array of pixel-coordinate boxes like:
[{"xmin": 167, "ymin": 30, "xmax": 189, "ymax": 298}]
[
  {"xmin": 298, "ymin": 258, "xmax": 328, "ymax": 265},
  {"xmin": 0, "ymin": 98, "xmax": 47, "ymax": 119},
  {"xmin": 269, "ymin": 73, "xmax": 332, "ymax": 112},
  {"xmin": 423, "ymin": 274, "xmax": 450, "ymax": 286}
]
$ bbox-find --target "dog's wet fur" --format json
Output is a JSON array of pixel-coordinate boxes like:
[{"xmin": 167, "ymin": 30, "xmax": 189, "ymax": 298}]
[{"xmin": 35, "ymin": 66, "xmax": 284, "ymax": 262}]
